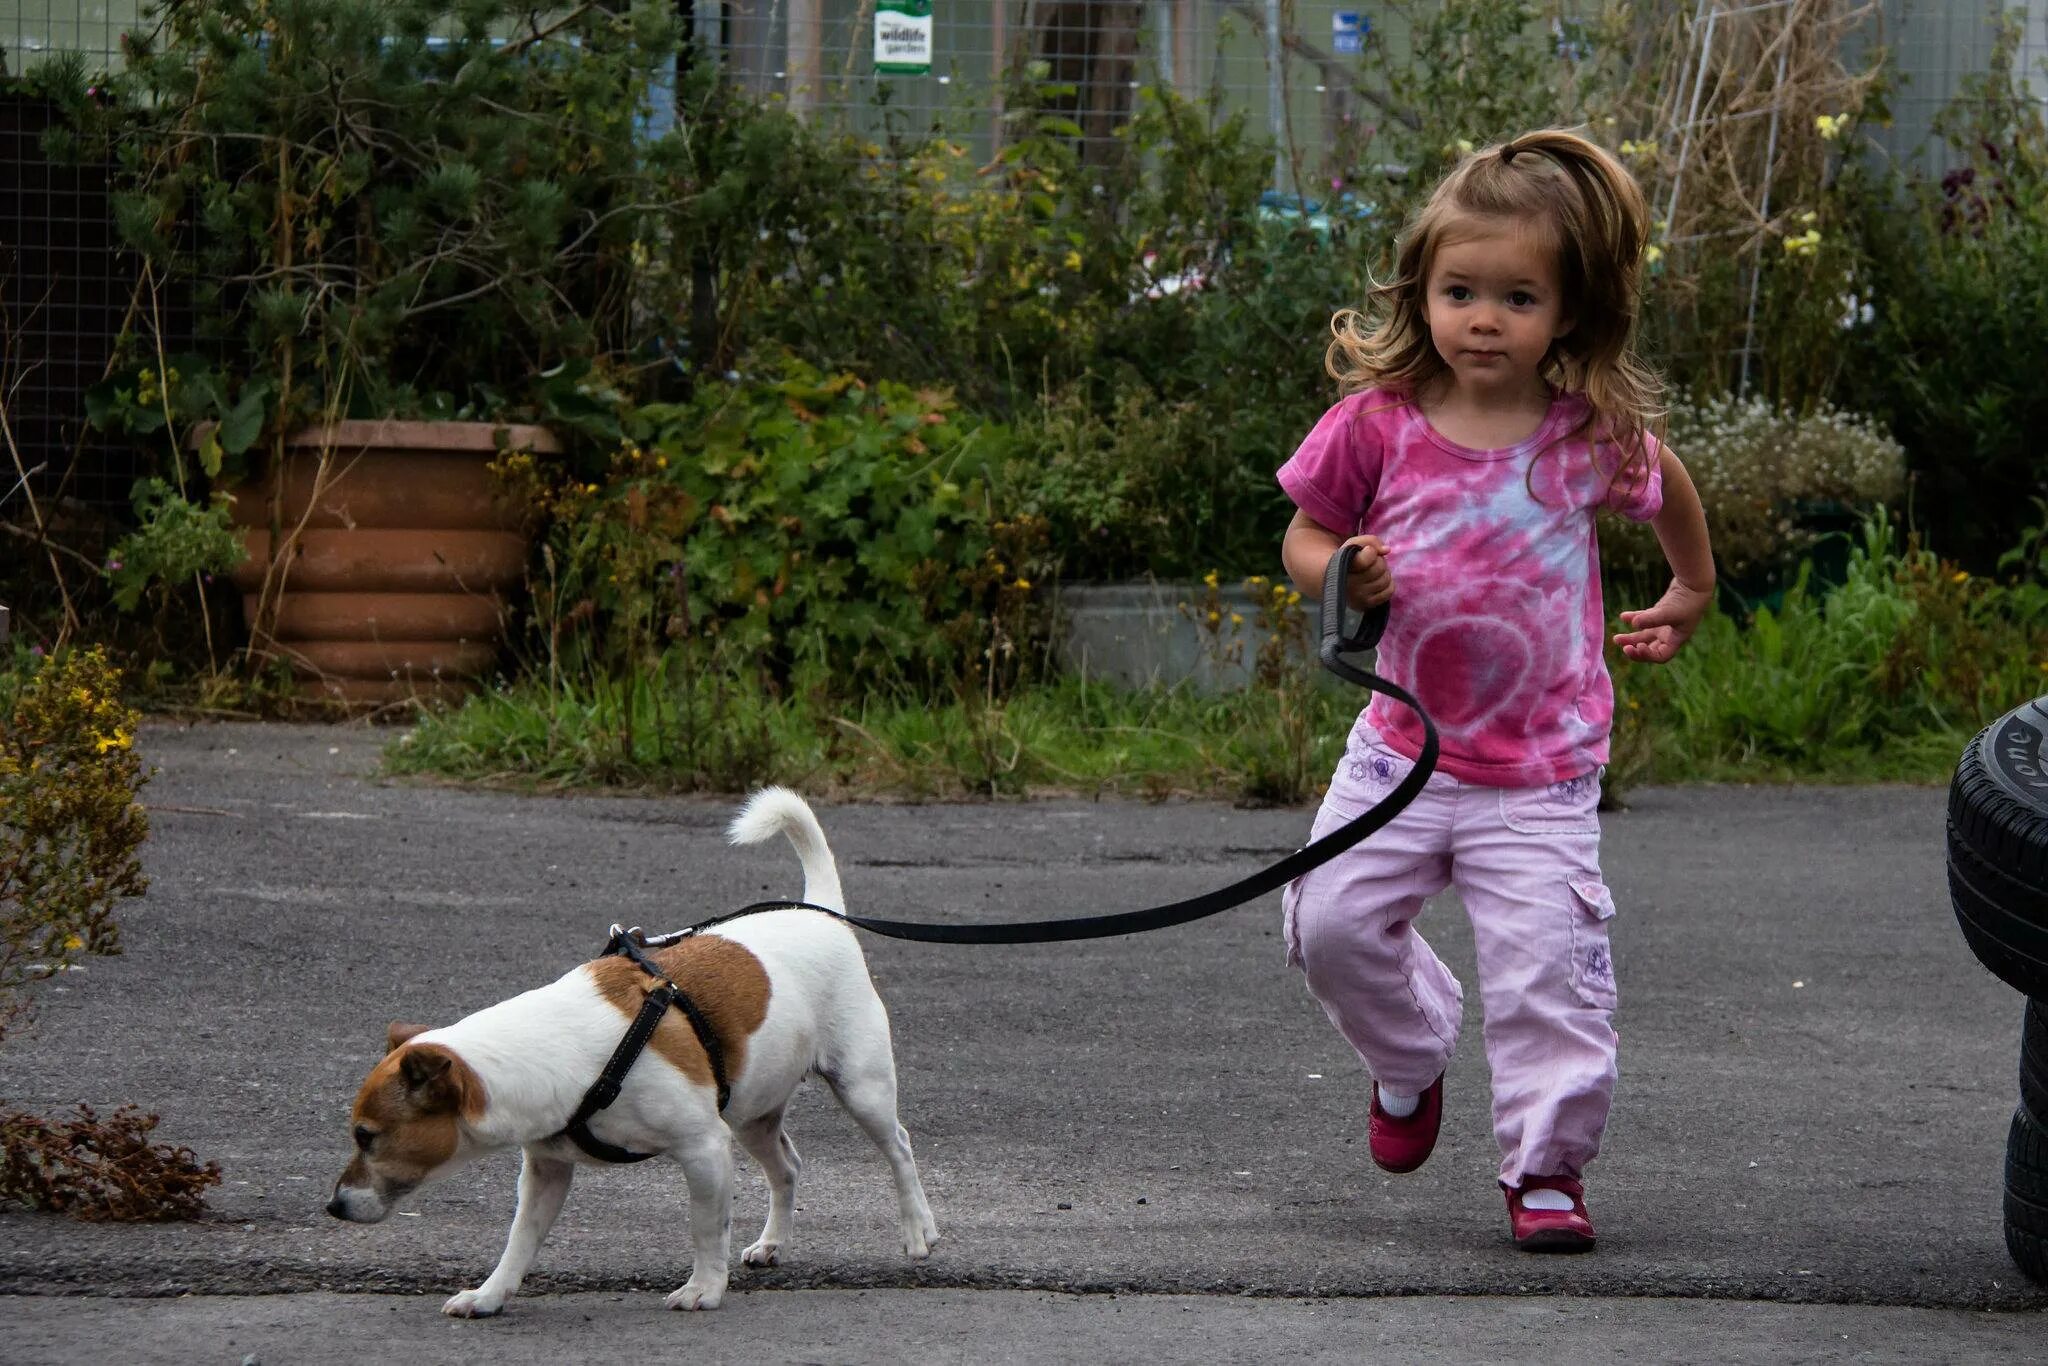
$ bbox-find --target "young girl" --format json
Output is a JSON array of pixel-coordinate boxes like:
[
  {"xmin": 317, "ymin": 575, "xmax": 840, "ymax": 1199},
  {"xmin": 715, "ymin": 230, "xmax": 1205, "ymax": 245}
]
[{"xmin": 1275, "ymin": 129, "xmax": 1715, "ymax": 1252}]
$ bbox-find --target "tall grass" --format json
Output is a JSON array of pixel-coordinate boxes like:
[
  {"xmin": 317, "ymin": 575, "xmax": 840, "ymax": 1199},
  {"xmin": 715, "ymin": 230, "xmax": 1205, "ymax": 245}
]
[
  {"xmin": 385, "ymin": 667, "xmax": 1359, "ymax": 803},
  {"xmin": 393, "ymin": 515, "xmax": 2048, "ymax": 799},
  {"xmin": 1609, "ymin": 515, "xmax": 2048, "ymax": 787}
]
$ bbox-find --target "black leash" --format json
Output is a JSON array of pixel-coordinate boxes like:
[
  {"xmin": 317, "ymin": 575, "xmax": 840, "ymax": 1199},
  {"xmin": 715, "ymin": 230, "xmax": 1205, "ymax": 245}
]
[{"xmin": 559, "ymin": 547, "xmax": 1433, "ymax": 1158}]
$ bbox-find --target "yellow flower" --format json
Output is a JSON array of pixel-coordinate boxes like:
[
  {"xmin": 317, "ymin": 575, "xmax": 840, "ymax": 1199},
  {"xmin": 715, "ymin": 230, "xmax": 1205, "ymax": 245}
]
[
  {"xmin": 1454, "ymin": 138, "xmax": 1475, "ymax": 156},
  {"xmin": 1229, "ymin": 613, "xmax": 1244, "ymax": 627},
  {"xmin": 1013, "ymin": 577, "xmax": 1032, "ymax": 590},
  {"xmin": 656, "ymin": 456, "xmax": 667, "ymax": 469},
  {"xmin": 1286, "ymin": 591, "xmax": 1302, "ymax": 607},
  {"xmin": 1619, "ymin": 138, "xmax": 1658, "ymax": 160},
  {"xmin": 94, "ymin": 729, "xmax": 132, "ymax": 753},
  {"xmin": 1644, "ymin": 244, "xmax": 1664, "ymax": 266},
  {"xmin": 1207, "ymin": 610, "xmax": 1222, "ymax": 625},
  {"xmin": 1063, "ymin": 250, "xmax": 1082, "ymax": 272},
  {"xmin": 1952, "ymin": 570, "xmax": 1969, "ymax": 584},
  {"xmin": 1203, "ymin": 570, "xmax": 1220, "ymax": 589},
  {"xmin": 1782, "ymin": 229, "xmax": 1822, "ymax": 257},
  {"xmin": 63, "ymin": 934, "xmax": 83, "ymax": 951},
  {"xmin": 1815, "ymin": 113, "xmax": 1848, "ymax": 141},
  {"xmin": 1246, "ymin": 574, "xmax": 1267, "ymax": 588}
]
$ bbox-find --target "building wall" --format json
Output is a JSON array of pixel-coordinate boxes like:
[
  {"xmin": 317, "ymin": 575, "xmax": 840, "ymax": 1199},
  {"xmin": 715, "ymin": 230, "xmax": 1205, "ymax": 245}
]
[{"xmin": 1868, "ymin": 0, "xmax": 2048, "ymax": 170}]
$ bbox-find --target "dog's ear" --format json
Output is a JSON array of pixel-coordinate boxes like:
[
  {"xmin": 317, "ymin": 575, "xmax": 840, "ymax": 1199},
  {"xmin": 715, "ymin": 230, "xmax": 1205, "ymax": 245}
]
[
  {"xmin": 396, "ymin": 1043, "xmax": 477, "ymax": 1117},
  {"xmin": 386, "ymin": 1021, "xmax": 429, "ymax": 1054},
  {"xmin": 399, "ymin": 1046, "xmax": 452, "ymax": 1092}
]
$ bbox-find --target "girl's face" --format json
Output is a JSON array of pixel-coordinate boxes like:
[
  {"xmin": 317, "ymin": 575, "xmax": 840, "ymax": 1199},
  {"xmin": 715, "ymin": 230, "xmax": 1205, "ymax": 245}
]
[{"xmin": 1421, "ymin": 216, "xmax": 1571, "ymax": 397}]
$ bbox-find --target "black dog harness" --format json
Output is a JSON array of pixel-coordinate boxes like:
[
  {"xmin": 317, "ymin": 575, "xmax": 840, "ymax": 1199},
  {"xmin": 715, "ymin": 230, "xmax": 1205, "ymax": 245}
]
[
  {"xmin": 557, "ymin": 928, "xmax": 734, "ymax": 1163},
  {"xmin": 558, "ymin": 547, "xmax": 1436, "ymax": 1162}
]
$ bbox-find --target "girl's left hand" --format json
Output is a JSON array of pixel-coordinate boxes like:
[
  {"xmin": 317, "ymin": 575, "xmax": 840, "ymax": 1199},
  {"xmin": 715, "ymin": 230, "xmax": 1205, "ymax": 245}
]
[{"xmin": 1614, "ymin": 579, "xmax": 1714, "ymax": 664}]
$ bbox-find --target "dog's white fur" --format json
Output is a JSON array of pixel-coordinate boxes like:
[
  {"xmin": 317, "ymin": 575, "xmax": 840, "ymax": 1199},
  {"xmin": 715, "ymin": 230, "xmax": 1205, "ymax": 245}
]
[{"xmin": 327, "ymin": 787, "xmax": 937, "ymax": 1317}]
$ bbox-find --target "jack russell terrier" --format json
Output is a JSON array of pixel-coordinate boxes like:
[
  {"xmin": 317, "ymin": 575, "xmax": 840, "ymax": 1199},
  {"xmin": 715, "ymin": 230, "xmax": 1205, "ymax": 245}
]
[{"xmin": 326, "ymin": 786, "xmax": 939, "ymax": 1316}]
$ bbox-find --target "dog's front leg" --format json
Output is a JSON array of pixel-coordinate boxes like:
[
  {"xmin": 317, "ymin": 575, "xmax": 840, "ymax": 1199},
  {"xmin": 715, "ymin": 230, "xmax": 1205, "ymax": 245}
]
[
  {"xmin": 443, "ymin": 1150, "xmax": 575, "ymax": 1319},
  {"xmin": 663, "ymin": 1133, "xmax": 733, "ymax": 1311}
]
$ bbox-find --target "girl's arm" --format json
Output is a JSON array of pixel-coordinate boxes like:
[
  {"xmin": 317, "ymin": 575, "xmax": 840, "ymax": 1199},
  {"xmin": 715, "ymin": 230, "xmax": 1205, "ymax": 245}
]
[
  {"xmin": 1613, "ymin": 446, "xmax": 1715, "ymax": 664},
  {"xmin": 1283, "ymin": 509, "xmax": 1393, "ymax": 610}
]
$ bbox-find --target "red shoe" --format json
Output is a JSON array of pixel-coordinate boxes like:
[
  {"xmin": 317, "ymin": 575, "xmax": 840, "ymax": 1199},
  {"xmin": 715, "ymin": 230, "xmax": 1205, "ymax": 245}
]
[
  {"xmin": 1367, "ymin": 1075, "xmax": 1443, "ymax": 1174},
  {"xmin": 1505, "ymin": 1174, "xmax": 1596, "ymax": 1252}
]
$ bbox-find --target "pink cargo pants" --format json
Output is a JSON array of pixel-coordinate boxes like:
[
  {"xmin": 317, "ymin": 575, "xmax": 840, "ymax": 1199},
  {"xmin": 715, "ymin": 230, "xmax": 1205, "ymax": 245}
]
[{"xmin": 1281, "ymin": 717, "xmax": 1620, "ymax": 1188}]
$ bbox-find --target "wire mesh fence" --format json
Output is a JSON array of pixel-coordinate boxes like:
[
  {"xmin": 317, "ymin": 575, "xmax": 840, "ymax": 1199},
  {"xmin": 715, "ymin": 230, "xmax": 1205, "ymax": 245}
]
[
  {"xmin": 4, "ymin": 4, "xmax": 144, "ymax": 519},
  {"xmin": 0, "ymin": 0, "xmax": 2039, "ymax": 515}
]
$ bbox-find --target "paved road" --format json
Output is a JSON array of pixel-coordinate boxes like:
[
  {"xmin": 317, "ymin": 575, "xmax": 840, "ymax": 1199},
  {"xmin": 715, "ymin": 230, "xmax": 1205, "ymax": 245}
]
[{"xmin": 0, "ymin": 722, "xmax": 2042, "ymax": 1361}]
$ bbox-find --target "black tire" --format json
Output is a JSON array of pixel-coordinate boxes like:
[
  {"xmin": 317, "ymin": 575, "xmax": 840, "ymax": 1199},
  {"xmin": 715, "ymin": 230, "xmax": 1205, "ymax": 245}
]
[
  {"xmin": 2025, "ymin": 999, "xmax": 2048, "ymax": 1130},
  {"xmin": 2008, "ymin": 1106, "xmax": 2048, "ymax": 1282},
  {"xmin": 1947, "ymin": 700, "xmax": 2048, "ymax": 997},
  {"xmin": 1950, "ymin": 835, "xmax": 2048, "ymax": 995}
]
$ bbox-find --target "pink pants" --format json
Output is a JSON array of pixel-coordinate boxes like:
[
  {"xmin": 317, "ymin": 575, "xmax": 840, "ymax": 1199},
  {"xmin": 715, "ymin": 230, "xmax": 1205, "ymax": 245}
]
[{"xmin": 1282, "ymin": 718, "xmax": 1619, "ymax": 1189}]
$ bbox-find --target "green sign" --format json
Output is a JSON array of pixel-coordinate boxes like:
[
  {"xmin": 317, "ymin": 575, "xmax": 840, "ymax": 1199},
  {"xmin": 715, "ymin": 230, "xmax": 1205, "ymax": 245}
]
[{"xmin": 875, "ymin": 0, "xmax": 933, "ymax": 75}]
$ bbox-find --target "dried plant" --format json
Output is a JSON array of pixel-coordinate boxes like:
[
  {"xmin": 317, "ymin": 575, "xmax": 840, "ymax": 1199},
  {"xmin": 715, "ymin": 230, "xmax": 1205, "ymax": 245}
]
[
  {"xmin": 1610, "ymin": 0, "xmax": 1886, "ymax": 397},
  {"xmin": 0, "ymin": 1103, "xmax": 221, "ymax": 1221}
]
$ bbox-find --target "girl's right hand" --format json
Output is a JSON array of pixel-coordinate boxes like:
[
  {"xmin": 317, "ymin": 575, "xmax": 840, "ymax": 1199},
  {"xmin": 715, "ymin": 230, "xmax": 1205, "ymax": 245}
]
[{"xmin": 1336, "ymin": 535, "xmax": 1394, "ymax": 610}]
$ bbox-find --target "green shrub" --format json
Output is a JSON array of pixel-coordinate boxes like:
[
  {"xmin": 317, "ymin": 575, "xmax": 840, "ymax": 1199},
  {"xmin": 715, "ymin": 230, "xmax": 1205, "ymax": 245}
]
[
  {"xmin": 0, "ymin": 647, "xmax": 149, "ymax": 1044},
  {"xmin": 522, "ymin": 362, "xmax": 1053, "ymax": 702},
  {"xmin": 1838, "ymin": 16, "xmax": 2048, "ymax": 569},
  {"xmin": 97, "ymin": 0, "xmax": 672, "ymax": 432}
]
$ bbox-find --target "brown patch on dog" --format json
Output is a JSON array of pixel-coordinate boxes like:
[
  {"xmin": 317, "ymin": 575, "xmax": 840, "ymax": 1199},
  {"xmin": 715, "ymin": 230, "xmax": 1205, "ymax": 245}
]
[
  {"xmin": 347, "ymin": 1042, "xmax": 488, "ymax": 1185},
  {"xmin": 587, "ymin": 936, "xmax": 772, "ymax": 1093}
]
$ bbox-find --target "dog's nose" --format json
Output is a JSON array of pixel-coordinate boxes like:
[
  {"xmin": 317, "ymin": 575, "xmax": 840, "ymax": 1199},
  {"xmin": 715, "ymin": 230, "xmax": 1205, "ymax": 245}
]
[{"xmin": 324, "ymin": 1193, "xmax": 349, "ymax": 1219}]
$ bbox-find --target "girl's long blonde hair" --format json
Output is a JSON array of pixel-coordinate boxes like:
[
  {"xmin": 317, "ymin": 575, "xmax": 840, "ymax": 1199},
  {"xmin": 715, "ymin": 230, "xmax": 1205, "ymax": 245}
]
[{"xmin": 1330, "ymin": 128, "xmax": 1663, "ymax": 487}]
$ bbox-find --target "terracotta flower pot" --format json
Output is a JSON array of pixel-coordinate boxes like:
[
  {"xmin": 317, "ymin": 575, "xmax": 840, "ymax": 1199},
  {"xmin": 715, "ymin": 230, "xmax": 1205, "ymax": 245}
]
[{"xmin": 226, "ymin": 420, "xmax": 553, "ymax": 704}]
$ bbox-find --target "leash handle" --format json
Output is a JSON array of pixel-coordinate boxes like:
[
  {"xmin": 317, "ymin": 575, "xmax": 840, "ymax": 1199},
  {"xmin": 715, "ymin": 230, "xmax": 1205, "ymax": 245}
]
[{"xmin": 1320, "ymin": 540, "xmax": 1390, "ymax": 670}]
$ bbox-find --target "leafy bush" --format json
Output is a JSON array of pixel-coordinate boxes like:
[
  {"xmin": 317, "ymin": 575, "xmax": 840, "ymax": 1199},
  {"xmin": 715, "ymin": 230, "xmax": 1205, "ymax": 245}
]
[
  {"xmin": 103, "ymin": 478, "xmax": 244, "ymax": 615},
  {"xmin": 0, "ymin": 646, "xmax": 149, "ymax": 1044},
  {"xmin": 1838, "ymin": 16, "xmax": 2048, "ymax": 569},
  {"xmin": 1601, "ymin": 394, "xmax": 1905, "ymax": 584},
  {"xmin": 520, "ymin": 362, "xmax": 1053, "ymax": 702}
]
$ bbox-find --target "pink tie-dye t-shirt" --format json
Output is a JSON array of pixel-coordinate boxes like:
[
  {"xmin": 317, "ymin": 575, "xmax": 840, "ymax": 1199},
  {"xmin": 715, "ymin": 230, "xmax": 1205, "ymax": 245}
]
[{"xmin": 1277, "ymin": 388, "xmax": 1663, "ymax": 788}]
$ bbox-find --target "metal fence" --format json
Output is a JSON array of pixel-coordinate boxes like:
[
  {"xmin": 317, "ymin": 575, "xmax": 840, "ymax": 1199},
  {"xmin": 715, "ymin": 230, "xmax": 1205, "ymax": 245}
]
[
  {"xmin": 1, "ymin": 0, "xmax": 2039, "ymax": 515},
  {"xmin": 5, "ymin": 5, "xmax": 137, "ymax": 518}
]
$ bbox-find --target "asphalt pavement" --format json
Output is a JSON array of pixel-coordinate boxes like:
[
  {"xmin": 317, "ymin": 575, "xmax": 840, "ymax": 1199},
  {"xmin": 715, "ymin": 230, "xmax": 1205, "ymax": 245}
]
[{"xmin": 0, "ymin": 721, "xmax": 2042, "ymax": 1362}]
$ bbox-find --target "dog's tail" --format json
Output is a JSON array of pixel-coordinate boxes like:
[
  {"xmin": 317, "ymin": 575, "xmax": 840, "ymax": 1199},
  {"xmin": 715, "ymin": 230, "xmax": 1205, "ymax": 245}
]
[{"xmin": 728, "ymin": 786, "xmax": 845, "ymax": 912}]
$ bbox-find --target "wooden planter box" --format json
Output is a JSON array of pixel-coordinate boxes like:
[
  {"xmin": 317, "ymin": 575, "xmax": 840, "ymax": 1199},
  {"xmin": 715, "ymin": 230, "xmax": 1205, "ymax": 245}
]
[{"xmin": 226, "ymin": 420, "xmax": 554, "ymax": 704}]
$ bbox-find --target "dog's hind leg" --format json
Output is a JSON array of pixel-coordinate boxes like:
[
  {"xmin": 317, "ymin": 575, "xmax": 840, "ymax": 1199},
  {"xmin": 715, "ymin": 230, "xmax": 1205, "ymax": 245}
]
[
  {"xmin": 664, "ymin": 1132, "xmax": 734, "ymax": 1310},
  {"xmin": 733, "ymin": 1109, "xmax": 801, "ymax": 1267},
  {"xmin": 823, "ymin": 1014, "xmax": 938, "ymax": 1259},
  {"xmin": 443, "ymin": 1150, "xmax": 574, "ymax": 1319}
]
